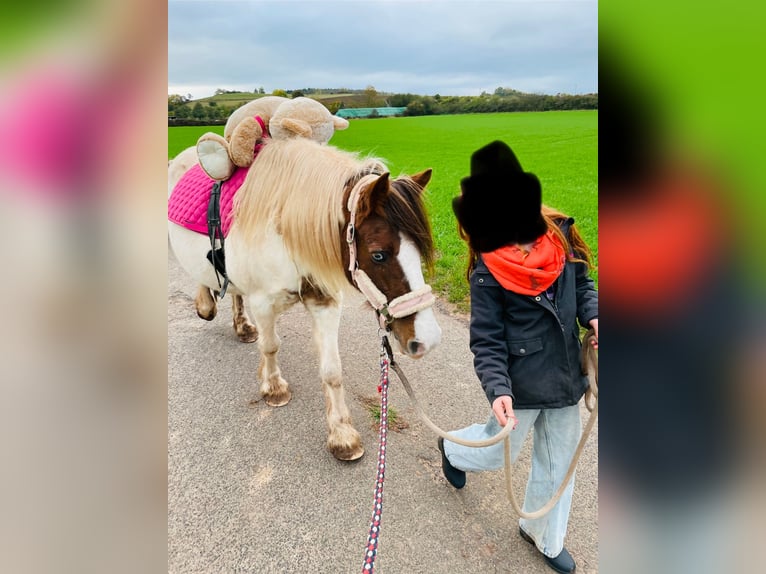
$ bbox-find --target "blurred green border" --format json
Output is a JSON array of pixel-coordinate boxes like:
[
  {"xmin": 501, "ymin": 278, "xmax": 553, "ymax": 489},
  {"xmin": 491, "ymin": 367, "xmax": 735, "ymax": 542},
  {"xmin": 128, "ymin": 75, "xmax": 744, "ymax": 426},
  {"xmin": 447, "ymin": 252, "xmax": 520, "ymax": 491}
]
[{"xmin": 601, "ymin": 2, "xmax": 766, "ymax": 286}]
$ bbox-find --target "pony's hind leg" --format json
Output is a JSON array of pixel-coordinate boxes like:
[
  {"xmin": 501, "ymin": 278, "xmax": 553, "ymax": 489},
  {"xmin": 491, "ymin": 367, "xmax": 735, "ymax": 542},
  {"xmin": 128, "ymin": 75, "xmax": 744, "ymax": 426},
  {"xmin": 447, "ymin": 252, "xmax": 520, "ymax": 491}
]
[
  {"xmin": 304, "ymin": 292, "xmax": 364, "ymax": 461},
  {"xmin": 194, "ymin": 285, "xmax": 217, "ymax": 320},
  {"xmin": 250, "ymin": 295, "xmax": 291, "ymax": 407},
  {"xmin": 232, "ymin": 294, "xmax": 257, "ymax": 343}
]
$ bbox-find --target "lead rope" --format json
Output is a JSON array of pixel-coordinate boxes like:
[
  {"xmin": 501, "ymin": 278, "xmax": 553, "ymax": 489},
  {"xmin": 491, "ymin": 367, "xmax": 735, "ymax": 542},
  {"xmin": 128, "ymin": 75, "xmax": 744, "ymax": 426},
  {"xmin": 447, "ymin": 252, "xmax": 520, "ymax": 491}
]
[
  {"xmin": 361, "ymin": 335, "xmax": 394, "ymax": 573},
  {"xmin": 390, "ymin": 328, "xmax": 598, "ymax": 520},
  {"xmin": 360, "ymin": 332, "xmax": 595, "ymax": 571}
]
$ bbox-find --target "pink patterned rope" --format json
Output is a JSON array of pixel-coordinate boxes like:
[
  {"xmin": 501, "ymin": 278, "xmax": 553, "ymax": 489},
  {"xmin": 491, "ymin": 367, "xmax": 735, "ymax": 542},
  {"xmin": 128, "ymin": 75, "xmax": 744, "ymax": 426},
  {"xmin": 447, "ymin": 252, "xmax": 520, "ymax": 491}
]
[{"xmin": 362, "ymin": 336, "xmax": 392, "ymax": 573}]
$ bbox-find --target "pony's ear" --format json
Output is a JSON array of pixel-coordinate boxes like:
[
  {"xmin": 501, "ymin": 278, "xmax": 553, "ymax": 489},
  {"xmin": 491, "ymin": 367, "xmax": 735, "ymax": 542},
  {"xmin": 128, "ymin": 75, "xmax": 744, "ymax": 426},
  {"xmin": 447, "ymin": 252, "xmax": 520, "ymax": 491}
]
[
  {"xmin": 409, "ymin": 168, "xmax": 432, "ymax": 191},
  {"xmin": 356, "ymin": 172, "xmax": 390, "ymax": 221}
]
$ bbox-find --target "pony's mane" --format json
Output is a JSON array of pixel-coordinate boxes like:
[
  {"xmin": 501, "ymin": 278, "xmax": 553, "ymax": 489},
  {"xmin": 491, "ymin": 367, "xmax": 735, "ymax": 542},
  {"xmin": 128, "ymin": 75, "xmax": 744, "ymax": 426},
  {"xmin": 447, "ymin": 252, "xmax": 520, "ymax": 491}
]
[{"xmin": 233, "ymin": 138, "xmax": 386, "ymax": 295}]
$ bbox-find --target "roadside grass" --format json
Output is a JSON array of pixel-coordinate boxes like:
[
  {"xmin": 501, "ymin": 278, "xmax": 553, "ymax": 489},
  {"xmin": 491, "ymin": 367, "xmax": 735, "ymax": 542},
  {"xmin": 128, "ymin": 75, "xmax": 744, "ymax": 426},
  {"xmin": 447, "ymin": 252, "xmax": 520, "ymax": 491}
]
[
  {"xmin": 168, "ymin": 111, "xmax": 597, "ymax": 309},
  {"xmin": 359, "ymin": 396, "xmax": 408, "ymax": 432}
]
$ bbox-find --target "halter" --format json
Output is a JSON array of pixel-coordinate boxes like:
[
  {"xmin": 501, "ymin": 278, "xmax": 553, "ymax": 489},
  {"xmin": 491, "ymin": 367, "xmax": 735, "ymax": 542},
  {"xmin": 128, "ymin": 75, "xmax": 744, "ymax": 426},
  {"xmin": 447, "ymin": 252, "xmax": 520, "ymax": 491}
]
[{"xmin": 345, "ymin": 174, "xmax": 436, "ymax": 330}]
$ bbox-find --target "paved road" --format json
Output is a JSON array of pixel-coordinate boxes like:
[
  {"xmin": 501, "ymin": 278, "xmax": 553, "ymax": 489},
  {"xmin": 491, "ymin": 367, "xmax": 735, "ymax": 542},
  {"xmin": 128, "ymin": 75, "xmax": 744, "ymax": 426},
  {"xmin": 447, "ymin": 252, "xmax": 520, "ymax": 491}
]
[{"xmin": 168, "ymin": 246, "xmax": 598, "ymax": 573}]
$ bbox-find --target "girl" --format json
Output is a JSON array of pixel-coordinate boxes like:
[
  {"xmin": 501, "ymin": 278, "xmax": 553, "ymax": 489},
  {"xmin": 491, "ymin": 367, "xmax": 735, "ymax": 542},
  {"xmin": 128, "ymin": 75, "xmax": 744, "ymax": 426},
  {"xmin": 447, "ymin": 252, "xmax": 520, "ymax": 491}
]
[{"xmin": 440, "ymin": 140, "xmax": 598, "ymax": 574}]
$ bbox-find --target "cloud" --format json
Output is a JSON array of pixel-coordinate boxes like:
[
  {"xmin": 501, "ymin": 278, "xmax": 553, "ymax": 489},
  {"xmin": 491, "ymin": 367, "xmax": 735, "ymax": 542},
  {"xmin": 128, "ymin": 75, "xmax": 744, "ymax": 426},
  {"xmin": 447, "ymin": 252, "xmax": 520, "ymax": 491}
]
[{"xmin": 168, "ymin": 0, "xmax": 597, "ymax": 98}]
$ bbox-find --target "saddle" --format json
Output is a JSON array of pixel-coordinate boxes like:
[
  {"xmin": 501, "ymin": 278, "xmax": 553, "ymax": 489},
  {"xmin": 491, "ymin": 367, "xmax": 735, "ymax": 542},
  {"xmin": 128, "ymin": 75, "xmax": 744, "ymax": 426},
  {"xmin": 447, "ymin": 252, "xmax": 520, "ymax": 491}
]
[
  {"xmin": 168, "ymin": 163, "xmax": 247, "ymax": 236},
  {"xmin": 168, "ymin": 164, "xmax": 249, "ymax": 297}
]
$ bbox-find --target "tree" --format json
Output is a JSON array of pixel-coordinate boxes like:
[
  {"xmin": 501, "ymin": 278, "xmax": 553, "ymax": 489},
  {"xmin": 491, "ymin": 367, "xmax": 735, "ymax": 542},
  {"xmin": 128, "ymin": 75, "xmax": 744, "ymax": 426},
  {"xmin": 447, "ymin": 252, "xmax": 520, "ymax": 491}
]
[
  {"xmin": 405, "ymin": 100, "xmax": 425, "ymax": 116},
  {"xmin": 168, "ymin": 94, "xmax": 187, "ymax": 113},
  {"xmin": 192, "ymin": 102, "xmax": 205, "ymax": 119},
  {"xmin": 272, "ymin": 89, "xmax": 288, "ymax": 97},
  {"xmin": 364, "ymin": 85, "xmax": 378, "ymax": 107},
  {"xmin": 168, "ymin": 94, "xmax": 187, "ymax": 106},
  {"xmin": 390, "ymin": 93, "xmax": 415, "ymax": 107}
]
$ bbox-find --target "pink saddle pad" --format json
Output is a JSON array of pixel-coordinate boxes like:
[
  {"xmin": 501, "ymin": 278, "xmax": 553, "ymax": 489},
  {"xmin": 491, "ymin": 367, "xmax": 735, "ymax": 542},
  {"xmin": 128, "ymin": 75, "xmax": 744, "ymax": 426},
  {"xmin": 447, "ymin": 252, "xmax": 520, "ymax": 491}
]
[{"xmin": 168, "ymin": 165, "xmax": 248, "ymax": 236}]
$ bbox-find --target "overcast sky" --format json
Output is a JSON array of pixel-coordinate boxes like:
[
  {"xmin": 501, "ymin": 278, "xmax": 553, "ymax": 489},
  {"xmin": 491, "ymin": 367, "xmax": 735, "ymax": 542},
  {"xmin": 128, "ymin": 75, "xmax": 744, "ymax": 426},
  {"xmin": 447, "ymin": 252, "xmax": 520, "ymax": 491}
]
[{"xmin": 168, "ymin": 0, "xmax": 597, "ymax": 100}]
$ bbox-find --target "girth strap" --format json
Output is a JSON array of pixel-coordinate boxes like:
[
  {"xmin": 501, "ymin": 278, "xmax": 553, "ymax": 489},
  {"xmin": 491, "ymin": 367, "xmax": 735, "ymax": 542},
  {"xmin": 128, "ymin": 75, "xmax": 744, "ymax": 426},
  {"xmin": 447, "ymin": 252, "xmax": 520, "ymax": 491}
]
[{"xmin": 207, "ymin": 181, "xmax": 230, "ymax": 298}]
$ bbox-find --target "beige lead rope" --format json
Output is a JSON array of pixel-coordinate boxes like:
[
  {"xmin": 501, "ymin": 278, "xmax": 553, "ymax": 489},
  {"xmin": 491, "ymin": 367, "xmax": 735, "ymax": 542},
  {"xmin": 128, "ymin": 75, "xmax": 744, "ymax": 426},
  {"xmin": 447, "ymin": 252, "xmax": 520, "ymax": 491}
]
[{"xmin": 390, "ymin": 329, "xmax": 598, "ymax": 520}]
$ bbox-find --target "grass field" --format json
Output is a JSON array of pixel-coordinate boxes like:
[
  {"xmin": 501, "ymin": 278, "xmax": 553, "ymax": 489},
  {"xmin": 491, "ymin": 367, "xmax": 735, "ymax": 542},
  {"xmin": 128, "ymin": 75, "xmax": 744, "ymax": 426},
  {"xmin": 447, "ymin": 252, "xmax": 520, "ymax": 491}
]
[{"xmin": 169, "ymin": 111, "xmax": 597, "ymax": 308}]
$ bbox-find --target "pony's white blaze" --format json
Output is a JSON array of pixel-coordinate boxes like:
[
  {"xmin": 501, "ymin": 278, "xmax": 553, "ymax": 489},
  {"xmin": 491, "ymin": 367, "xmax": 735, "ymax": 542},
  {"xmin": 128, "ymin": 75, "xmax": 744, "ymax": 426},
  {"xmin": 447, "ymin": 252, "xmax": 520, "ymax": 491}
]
[{"xmin": 397, "ymin": 234, "xmax": 442, "ymax": 355}]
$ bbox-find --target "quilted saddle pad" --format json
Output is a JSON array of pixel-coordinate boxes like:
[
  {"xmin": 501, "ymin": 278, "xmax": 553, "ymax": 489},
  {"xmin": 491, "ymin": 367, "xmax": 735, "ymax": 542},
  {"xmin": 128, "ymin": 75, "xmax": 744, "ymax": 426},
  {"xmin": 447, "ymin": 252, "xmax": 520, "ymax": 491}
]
[{"xmin": 168, "ymin": 164, "xmax": 248, "ymax": 236}]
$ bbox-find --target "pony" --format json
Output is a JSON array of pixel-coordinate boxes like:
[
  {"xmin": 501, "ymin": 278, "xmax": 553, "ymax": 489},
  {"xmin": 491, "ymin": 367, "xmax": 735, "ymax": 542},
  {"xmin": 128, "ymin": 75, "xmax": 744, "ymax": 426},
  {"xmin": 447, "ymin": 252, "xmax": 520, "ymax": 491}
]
[{"xmin": 168, "ymin": 137, "xmax": 442, "ymax": 460}]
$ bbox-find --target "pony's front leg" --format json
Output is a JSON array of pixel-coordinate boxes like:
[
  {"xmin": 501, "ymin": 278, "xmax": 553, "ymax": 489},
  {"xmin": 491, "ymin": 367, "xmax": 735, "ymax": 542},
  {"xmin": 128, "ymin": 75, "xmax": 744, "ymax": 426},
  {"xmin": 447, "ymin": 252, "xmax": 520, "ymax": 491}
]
[
  {"xmin": 304, "ymin": 294, "xmax": 364, "ymax": 461},
  {"xmin": 249, "ymin": 295, "xmax": 291, "ymax": 407}
]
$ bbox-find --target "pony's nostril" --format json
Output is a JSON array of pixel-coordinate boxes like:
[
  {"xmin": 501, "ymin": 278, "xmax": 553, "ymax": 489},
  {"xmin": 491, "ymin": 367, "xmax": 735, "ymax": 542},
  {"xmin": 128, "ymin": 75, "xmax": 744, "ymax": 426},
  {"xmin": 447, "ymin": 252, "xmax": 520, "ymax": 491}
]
[{"xmin": 407, "ymin": 340, "xmax": 425, "ymax": 356}]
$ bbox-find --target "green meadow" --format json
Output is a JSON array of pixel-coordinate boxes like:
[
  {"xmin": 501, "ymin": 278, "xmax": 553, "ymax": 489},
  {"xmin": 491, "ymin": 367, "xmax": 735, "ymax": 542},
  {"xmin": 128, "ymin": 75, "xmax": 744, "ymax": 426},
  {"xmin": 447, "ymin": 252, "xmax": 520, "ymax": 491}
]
[{"xmin": 169, "ymin": 111, "xmax": 598, "ymax": 309}]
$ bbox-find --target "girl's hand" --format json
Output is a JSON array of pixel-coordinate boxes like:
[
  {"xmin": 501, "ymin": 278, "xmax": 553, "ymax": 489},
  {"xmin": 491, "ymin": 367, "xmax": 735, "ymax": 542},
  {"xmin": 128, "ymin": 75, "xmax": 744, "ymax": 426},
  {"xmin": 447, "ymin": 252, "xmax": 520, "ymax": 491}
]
[
  {"xmin": 492, "ymin": 395, "xmax": 517, "ymax": 429},
  {"xmin": 589, "ymin": 318, "xmax": 599, "ymax": 349}
]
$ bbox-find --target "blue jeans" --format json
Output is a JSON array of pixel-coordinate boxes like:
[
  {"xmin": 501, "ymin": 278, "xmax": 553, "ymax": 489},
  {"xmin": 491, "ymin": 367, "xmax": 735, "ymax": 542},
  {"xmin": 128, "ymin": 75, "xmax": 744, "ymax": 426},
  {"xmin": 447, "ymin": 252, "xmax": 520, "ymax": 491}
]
[{"xmin": 443, "ymin": 404, "xmax": 582, "ymax": 558}]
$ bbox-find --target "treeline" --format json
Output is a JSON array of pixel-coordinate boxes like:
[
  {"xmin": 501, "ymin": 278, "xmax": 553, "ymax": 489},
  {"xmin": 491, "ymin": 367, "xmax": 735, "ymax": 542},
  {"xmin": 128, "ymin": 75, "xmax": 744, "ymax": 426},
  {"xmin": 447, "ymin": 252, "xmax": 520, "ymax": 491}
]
[
  {"xmin": 168, "ymin": 95, "xmax": 233, "ymax": 124},
  {"xmin": 395, "ymin": 90, "xmax": 598, "ymax": 116},
  {"xmin": 168, "ymin": 87, "xmax": 597, "ymax": 124}
]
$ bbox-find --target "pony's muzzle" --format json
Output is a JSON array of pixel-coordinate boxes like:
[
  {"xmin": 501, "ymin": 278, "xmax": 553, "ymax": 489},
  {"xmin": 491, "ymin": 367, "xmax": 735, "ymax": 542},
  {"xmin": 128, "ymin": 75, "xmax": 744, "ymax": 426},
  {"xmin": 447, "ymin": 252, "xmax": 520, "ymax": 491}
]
[
  {"xmin": 407, "ymin": 340, "xmax": 427, "ymax": 358},
  {"xmin": 394, "ymin": 307, "xmax": 442, "ymax": 359}
]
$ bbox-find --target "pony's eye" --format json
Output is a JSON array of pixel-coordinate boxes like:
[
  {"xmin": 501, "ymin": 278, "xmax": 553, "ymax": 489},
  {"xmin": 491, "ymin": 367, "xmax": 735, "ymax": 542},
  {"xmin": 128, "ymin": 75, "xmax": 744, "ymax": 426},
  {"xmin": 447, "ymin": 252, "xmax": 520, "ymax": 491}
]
[{"xmin": 370, "ymin": 251, "xmax": 388, "ymax": 263}]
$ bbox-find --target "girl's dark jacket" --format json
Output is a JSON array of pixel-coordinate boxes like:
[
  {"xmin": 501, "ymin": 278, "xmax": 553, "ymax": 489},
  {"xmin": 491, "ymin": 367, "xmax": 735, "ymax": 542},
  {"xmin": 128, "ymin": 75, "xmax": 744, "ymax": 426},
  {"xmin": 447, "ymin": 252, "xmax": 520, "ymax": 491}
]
[{"xmin": 469, "ymin": 218, "xmax": 598, "ymax": 409}]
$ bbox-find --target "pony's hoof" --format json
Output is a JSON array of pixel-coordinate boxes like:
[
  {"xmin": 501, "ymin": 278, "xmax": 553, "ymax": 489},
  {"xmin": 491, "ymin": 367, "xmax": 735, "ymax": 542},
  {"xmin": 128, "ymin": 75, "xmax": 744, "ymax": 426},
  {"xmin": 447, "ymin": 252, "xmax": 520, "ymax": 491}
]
[
  {"xmin": 235, "ymin": 323, "xmax": 258, "ymax": 343},
  {"xmin": 194, "ymin": 286, "xmax": 217, "ymax": 320},
  {"xmin": 328, "ymin": 427, "xmax": 365, "ymax": 461},
  {"xmin": 263, "ymin": 389, "xmax": 291, "ymax": 407},
  {"xmin": 196, "ymin": 308, "xmax": 216, "ymax": 321},
  {"xmin": 329, "ymin": 443, "xmax": 365, "ymax": 461}
]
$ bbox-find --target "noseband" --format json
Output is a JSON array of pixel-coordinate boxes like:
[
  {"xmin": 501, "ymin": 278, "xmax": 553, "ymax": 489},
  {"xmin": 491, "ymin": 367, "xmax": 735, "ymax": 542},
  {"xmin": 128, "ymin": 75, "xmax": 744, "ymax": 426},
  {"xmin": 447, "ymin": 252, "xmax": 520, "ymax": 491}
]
[{"xmin": 345, "ymin": 174, "xmax": 436, "ymax": 330}]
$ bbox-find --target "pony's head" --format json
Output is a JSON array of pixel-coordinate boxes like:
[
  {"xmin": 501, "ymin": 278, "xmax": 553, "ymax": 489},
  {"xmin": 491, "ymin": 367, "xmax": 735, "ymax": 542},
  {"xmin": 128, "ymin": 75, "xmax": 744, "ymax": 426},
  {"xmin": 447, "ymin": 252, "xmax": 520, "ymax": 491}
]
[{"xmin": 344, "ymin": 170, "xmax": 442, "ymax": 358}]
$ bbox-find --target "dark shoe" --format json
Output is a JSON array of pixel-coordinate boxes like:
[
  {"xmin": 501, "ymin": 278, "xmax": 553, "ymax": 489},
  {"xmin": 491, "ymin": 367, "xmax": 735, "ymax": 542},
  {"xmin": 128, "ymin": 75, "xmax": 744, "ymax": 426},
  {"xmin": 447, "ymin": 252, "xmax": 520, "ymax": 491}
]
[
  {"xmin": 520, "ymin": 527, "xmax": 576, "ymax": 574},
  {"xmin": 437, "ymin": 437, "xmax": 466, "ymax": 489}
]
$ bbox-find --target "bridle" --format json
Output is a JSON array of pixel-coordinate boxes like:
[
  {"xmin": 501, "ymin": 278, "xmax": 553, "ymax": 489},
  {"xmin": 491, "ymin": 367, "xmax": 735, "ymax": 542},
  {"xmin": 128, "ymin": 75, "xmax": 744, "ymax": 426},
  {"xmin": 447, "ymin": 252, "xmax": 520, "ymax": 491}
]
[{"xmin": 345, "ymin": 174, "xmax": 436, "ymax": 330}]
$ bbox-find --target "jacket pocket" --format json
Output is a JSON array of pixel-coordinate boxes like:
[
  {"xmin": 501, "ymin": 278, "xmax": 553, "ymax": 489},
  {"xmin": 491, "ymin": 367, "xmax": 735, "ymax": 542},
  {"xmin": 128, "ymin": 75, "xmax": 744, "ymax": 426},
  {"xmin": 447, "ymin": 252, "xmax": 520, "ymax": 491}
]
[{"xmin": 508, "ymin": 337, "xmax": 543, "ymax": 357}]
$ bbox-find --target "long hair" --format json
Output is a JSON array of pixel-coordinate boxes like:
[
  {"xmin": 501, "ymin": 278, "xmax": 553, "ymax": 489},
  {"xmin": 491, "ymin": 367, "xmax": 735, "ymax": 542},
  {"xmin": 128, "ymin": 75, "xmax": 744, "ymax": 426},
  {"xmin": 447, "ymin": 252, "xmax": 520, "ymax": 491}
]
[
  {"xmin": 233, "ymin": 138, "xmax": 386, "ymax": 296},
  {"xmin": 460, "ymin": 204, "xmax": 595, "ymax": 282}
]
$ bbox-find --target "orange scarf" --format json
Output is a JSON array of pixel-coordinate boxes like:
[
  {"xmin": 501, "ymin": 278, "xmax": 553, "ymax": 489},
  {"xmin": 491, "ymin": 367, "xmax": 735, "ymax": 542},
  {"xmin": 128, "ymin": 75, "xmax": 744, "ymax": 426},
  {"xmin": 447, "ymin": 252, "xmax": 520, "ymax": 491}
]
[
  {"xmin": 599, "ymin": 172, "xmax": 720, "ymax": 318},
  {"xmin": 483, "ymin": 230, "xmax": 566, "ymax": 295}
]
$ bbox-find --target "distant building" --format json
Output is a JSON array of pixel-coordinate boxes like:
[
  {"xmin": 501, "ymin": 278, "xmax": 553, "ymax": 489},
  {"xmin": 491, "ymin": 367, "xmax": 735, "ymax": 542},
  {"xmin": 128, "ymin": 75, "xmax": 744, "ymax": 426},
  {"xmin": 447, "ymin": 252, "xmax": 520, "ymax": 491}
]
[{"xmin": 335, "ymin": 107, "xmax": 406, "ymax": 119}]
